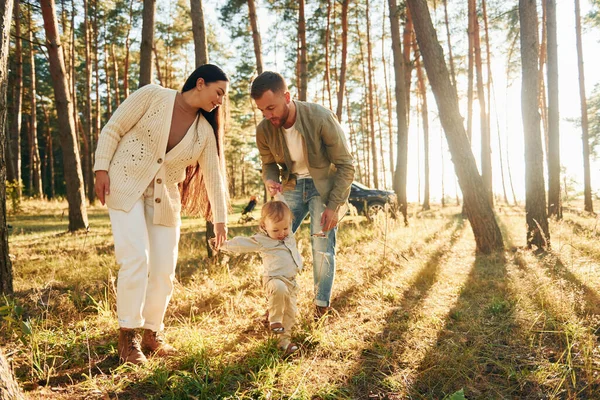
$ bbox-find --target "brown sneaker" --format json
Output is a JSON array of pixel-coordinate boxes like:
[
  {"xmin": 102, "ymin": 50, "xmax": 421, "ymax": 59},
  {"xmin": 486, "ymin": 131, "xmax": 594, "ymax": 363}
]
[
  {"xmin": 314, "ymin": 305, "xmax": 337, "ymax": 321},
  {"xmin": 141, "ymin": 329, "xmax": 177, "ymax": 357},
  {"xmin": 118, "ymin": 328, "xmax": 147, "ymax": 365}
]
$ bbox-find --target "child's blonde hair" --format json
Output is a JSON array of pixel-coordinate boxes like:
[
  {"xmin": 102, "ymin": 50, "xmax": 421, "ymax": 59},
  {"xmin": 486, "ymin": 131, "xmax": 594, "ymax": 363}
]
[{"xmin": 260, "ymin": 201, "xmax": 293, "ymax": 226}]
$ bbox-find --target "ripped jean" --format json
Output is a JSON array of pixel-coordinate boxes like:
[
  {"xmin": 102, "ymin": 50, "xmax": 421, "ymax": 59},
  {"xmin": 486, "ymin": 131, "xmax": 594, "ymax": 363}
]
[{"xmin": 283, "ymin": 178, "xmax": 336, "ymax": 307}]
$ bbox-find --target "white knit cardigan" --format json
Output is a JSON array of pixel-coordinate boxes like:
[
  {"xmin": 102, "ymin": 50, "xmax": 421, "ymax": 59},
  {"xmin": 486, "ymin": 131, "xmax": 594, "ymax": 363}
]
[{"xmin": 93, "ymin": 84, "xmax": 227, "ymax": 226}]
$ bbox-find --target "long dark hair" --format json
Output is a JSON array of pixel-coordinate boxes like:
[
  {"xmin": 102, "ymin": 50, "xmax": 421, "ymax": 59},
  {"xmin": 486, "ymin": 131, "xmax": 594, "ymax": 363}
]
[{"xmin": 179, "ymin": 64, "xmax": 229, "ymax": 221}]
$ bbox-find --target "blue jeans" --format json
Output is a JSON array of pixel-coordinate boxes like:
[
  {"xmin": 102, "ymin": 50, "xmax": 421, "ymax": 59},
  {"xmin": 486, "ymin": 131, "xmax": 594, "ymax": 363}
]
[{"xmin": 283, "ymin": 178, "xmax": 336, "ymax": 307}]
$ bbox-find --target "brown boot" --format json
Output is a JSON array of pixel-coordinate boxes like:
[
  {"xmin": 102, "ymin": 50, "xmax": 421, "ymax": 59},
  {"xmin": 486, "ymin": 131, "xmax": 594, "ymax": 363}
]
[
  {"xmin": 118, "ymin": 328, "xmax": 147, "ymax": 365},
  {"xmin": 141, "ymin": 329, "xmax": 177, "ymax": 357}
]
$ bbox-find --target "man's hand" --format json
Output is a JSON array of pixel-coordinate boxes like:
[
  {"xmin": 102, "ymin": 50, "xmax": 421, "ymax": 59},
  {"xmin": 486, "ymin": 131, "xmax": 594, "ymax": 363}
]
[
  {"xmin": 213, "ymin": 222, "xmax": 227, "ymax": 249},
  {"xmin": 321, "ymin": 208, "xmax": 338, "ymax": 232},
  {"xmin": 265, "ymin": 179, "xmax": 282, "ymax": 196},
  {"xmin": 94, "ymin": 170, "xmax": 110, "ymax": 205}
]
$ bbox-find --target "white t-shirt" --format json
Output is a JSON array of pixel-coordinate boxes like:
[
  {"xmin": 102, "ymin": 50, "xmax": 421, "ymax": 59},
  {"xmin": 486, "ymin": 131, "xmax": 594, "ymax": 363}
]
[{"xmin": 283, "ymin": 124, "xmax": 311, "ymax": 179}]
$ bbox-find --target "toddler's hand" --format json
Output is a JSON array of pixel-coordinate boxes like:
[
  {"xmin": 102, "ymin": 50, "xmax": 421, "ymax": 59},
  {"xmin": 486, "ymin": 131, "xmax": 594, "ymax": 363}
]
[{"xmin": 208, "ymin": 237, "xmax": 218, "ymax": 252}]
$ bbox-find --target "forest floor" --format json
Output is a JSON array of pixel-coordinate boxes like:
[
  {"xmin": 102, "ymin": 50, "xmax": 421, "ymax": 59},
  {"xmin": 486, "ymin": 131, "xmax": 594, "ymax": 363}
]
[{"xmin": 3, "ymin": 198, "xmax": 600, "ymax": 399}]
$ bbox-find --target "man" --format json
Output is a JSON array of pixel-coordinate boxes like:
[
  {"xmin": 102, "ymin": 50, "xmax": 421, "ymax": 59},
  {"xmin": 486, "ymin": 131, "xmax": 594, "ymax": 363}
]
[{"xmin": 251, "ymin": 71, "xmax": 355, "ymax": 317}]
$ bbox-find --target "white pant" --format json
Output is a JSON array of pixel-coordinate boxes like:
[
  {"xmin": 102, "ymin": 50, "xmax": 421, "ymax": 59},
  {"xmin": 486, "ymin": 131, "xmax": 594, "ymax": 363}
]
[
  {"xmin": 263, "ymin": 276, "xmax": 298, "ymax": 349},
  {"xmin": 108, "ymin": 186, "xmax": 180, "ymax": 331}
]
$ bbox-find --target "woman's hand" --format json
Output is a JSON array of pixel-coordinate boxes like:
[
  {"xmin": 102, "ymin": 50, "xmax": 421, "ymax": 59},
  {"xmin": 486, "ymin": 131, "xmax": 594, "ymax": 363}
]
[
  {"xmin": 213, "ymin": 222, "xmax": 227, "ymax": 249},
  {"xmin": 94, "ymin": 170, "xmax": 110, "ymax": 205}
]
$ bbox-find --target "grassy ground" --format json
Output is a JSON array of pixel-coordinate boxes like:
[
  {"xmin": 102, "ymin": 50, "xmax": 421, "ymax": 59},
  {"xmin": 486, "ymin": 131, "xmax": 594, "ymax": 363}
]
[{"xmin": 3, "ymin": 198, "xmax": 600, "ymax": 399}]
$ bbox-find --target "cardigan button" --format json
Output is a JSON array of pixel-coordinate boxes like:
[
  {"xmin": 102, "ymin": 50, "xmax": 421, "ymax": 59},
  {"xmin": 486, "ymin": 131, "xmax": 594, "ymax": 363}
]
[
  {"xmin": 157, "ymin": 158, "xmax": 163, "ymax": 164},
  {"xmin": 155, "ymin": 198, "xmax": 161, "ymax": 204},
  {"xmin": 156, "ymin": 178, "xmax": 162, "ymax": 184}
]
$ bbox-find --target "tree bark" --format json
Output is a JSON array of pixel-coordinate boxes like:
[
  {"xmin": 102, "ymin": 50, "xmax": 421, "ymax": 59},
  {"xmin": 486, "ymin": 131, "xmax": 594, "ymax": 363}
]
[
  {"xmin": 41, "ymin": 101, "xmax": 55, "ymax": 198},
  {"xmin": 382, "ymin": 0, "xmax": 394, "ymax": 181},
  {"xmin": 335, "ymin": 0, "xmax": 348, "ymax": 122},
  {"xmin": 1, "ymin": 0, "xmax": 15, "ymax": 296},
  {"xmin": 9, "ymin": 0, "xmax": 22, "ymax": 198},
  {"xmin": 0, "ymin": 348, "xmax": 24, "ymax": 399},
  {"xmin": 323, "ymin": 0, "xmax": 332, "ymax": 109},
  {"xmin": 546, "ymin": 0, "xmax": 561, "ymax": 218},
  {"xmin": 473, "ymin": 4, "xmax": 492, "ymax": 206},
  {"xmin": 574, "ymin": 0, "xmax": 592, "ymax": 213},
  {"xmin": 365, "ymin": 0, "xmax": 378, "ymax": 189},
  {"xmin": 41, "ymin": 0, "xmax": 89, "ymax": 231},
  {"xmin": 298, "ymin": 0, "xmax": 307, "ymax": 101},
  {"xmin": 110, "ymin": 44, "xmax": 120, "ymax": 107},
  {"xmin": 139, "ymin": 0, "xmax": 155, "ymax": 87},
  {"xmin": 27, "ymin": 7, "xmax": 42, "ymax": 198},
  {"xmin": 247, "ymin": 0, "xmax": 263, "ymax": 74},
  {"xmin": 467, "ymin": 0, "xmax": 475, "ymax": 143},
  {"xmin": 414, "ymin": 45, "xmax": 430, "ymax": 211},
  {"xmin": 442, "ymin": 0, "xmax": 457, "ymax": 91},
  {"xmin": 520, "ymin": 0, "xmax": 550, "ymax": 249},
  {"xmin": 388, "ymin": 0, "xmax": 409, "ymax": 226},
  {"xmin": 123, "ymin": 0, "xmax": 133, "ymax": 98},
  {"xmin": 406, "ymin": 0, "xmax": 504, "ymax": 253},
  {"xmin": 190, "ymin": 0, "xmax": 208, "ymax": 66}
]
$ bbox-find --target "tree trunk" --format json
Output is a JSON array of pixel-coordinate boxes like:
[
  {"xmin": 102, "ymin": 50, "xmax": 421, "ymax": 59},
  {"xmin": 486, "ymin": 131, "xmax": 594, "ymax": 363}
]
[
  {"xmin": 103, "ymin": 20, "xmax": 112, "ymax": 117},
  {"xmin": 382, "ymin": 0, "xmax": 394, "ymax": 181},
  {"xmin": 406, "ymin": 0, "xmax": 504, "ymax": 253},
  {"xmin": 110, "ymin": 44, "xmax": 120, "ymax": 107},
  {"xmin": 1, "ymin": 0, "xmax": 15, "ymax": 296},
  {"xmin": 467, "ymin": 0, "xmax": 475, "ymax": 143},
  {"xmin": 247, "ymin": 0, "xmax": 263, "ymax": 74},
  {"xmin": 27, "ymin": 7, "xmax": 42, "ymax": 198},
  {"xmin": 0, "ymin": 349, "xmax": 24, "ymax": 399},
  {"xmin": 41, "ymin": 0, "xmax": 89, "ymax": 232},
  {"xmin": 298, "ymin": 0, "xmax": 307, "ymax": 101},
  {"xmin": 375, "ymin": 84, "xmax": 387, "ymax": 188},
  {"xmin": 335, "ymin": 0, "xmax": 348, "ymax": 122},
  {"xmin": 41, "ymin": 101, "xmax": 55, "ymax": 198},
  {"xmin": 414, "ymin": 46, "xmax": 430, "ymax": 211},
  {"xmin": 473, "ymin": 4, "xmax": 492, "ymax": 206},
  {"xmin": 190, "ymin": 0, "xmax": 208, "ymax": 66},
  {"xmin": 546, "ymin": 0, "xmax": 561, "ymax": 218},
  {"xmin": 402, "ymin": 9, "xmax": 413, "ymax": 121},
  {"xmin": 365, "ymin": 0, "xmax": 378, "ymax": 189},
  {"xmin": 323, "ymin": 0, "xmax": 332, "ymax": 109},
  {"xmin": 92, "ymin": 0, "xmax": 99, "ymax": 203},
  {"xmin": 139, "ymin": 0, "xmax": 155, "ymax": 87},
  {"xmin": 520, "ymin": 0, "xmax": 550, "ymax": 249},
  {"xmin": 9, "ymin": 0, "xmax": 22, "ymax": 198},
  {"xmin": 83, "ymin": 0, "xmax": 94, "ymax": 202},
  {"xmin": 123, "ymin": 0, "xmax": 133, "ymax": 98},
  {"xmin": 442, "ymin": 0, "xmax": 457, "ymax": 91},
  {"xmin": 574, "ymin": 0, "xmax": 592, "ymax": 213},
  {"xmin": 389, "ymin": 0, "xmax": 409, "ymax": 226}
]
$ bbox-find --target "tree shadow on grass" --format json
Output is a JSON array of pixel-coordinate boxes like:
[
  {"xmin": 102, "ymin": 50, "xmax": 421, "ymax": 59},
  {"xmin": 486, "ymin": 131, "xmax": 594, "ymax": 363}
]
[
  {"xmin": 333, "ymin": 215, "xmax": 464, "ymax": 319},
  {"xmin": 337, "ymin": 217, "xmax": 466, "ymax": 399}
]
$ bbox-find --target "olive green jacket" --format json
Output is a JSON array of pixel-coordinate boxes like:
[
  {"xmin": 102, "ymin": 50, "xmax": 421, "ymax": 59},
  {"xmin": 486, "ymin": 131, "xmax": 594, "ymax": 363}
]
[{"xmin": 256, "ymin": 101, "xmax": 355, "ymax": 213}]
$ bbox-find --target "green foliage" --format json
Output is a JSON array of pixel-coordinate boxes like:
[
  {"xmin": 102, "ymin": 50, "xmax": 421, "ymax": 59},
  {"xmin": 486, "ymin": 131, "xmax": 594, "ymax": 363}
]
[{"xmin": 5, "ymin": 181, "xmax": 22, "ymax": 213}]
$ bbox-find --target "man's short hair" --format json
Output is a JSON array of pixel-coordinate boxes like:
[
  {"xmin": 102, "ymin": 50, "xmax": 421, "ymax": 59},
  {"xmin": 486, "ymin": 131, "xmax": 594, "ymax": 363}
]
[{"xmin": 251, "ymin": 71, "xmax": 288, "ymax": 99}]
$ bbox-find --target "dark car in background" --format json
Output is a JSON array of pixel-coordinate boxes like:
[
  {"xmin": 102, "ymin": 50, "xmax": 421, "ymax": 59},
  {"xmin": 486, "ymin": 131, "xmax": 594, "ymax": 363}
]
[{"xmin": 348, "ymin": 182, "xmax": 398, "ymax": 219}]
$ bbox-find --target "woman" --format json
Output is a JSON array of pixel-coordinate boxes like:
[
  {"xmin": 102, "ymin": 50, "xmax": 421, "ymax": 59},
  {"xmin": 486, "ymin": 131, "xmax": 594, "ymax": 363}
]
[{"xmin": 94, "ymin": 64, "xmax": 229, "ymax": 365}]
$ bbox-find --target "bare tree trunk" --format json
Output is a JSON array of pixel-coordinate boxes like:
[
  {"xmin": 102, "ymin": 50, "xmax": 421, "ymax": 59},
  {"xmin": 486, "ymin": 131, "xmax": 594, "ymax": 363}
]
[
  {"xmin": 298, "ymin": 0, "xmax": 307, "ymax": 101},
  {"xmin": 153, "ymin": 46, "xmax": 163, "ymax": 86},
  {"xmin": 442, "ymin": 0, "xmax": 457, "ymax": 91},
  {"xmin": 27, "ymin": 7, "xmax": 42, "ymax": 198},
  {"xmin": 41, "ymin": 101, "xmax": 55, "ymax": 198},
  {"xmin": 83, "ymin": 0, "xmax": 94, "ymax": 202},
  {"xmin": 123, "ymin": 0, "xmax": 133, "ymax": 98},
  {"xmin": 110, "ymin": 44, "xmax": 120, "ymax": 107},
  {"xmin": 1, "ymin": 0, "xmax": 15, "ymax": 296},
  {"xmin": 406, "ymin": 0, "xmax": 504, "ymax": 253},
  {"xmin": 375, "ymin": 85, "xmax": 387, "ymax": 188},
  {"xmin": 92, "ymin": 0, "xmax": 99, "ymax": 203},
  {"xmin": 467, "ymin": 0, "xmax": 475, "ymax": 143},
  {"xmin": 9, "ymin": 0, "xmax": 22, "ymax": 198},
  {"xmin": 414, "ymin": 46, "xmax": 430, "ymax": 210},
  {"xmin": 402, "ymin": 9, "xmax": 413, "ymax": 121},
  {"xmin": 247, "ymin": 0, "xmax": 263, "ymax": 74},
  {"xmin": 41, "ymin": 0, "xmax": 89, "ymax": 231},
  {"xmin": 389, "ymin": 0, "xmax": 409, "ymax": 226},
  {"xmin": 139, "ymin": 0, "xmax": 155, "ymax": 87},
  {"xmin": 382, "ymin": 0, "xmax": 394, "ymax": 181},
  {"xmin": 335, "ymin": 0, "xmax": 348, "ymax": 122},
  {"xmin": 574, "ymin": 0, "xmax": 592, "ymax": 213},
  {"xmin": 103, "ymin": 20, "xmax": 112, "ymax": 117},
  {"xmin": 323, "ymin": 0, "xmax": 332, "ymax": 109},
  {"xmin": 473, "ymin": 4, "xmax": 492, "ymax": 206},
  {"xmin": 346, "ymin": 90, "xmax": 362, "ymax": 183},
  {"xmin": 190, "ymin": 0, "xmax": 208, "ymax": 66},
  {"xmin": 545, "ymin": 0, "xmax": 561, "ymax": 218},
  {"xmin": 365, "ymin": 0, "xmax": 378, "ymax": 189},
  {"xmin": 520, "ymin": 0, "xmax": 550, "ymax": 249}
]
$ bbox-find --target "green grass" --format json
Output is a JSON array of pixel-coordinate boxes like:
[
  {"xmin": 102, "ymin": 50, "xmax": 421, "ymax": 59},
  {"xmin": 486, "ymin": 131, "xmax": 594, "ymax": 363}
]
[{"xmin": 3, "ymin": 199, "xmax": 600, "ymax": 399}]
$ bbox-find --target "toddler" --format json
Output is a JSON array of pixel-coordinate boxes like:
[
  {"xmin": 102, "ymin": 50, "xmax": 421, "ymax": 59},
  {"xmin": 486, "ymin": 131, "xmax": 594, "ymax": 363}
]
[{"xmin": 218, "ymin": 198, "xmax": 302, "ymax": 355}]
